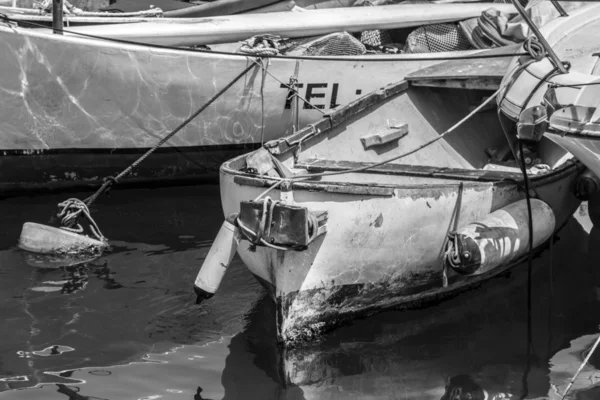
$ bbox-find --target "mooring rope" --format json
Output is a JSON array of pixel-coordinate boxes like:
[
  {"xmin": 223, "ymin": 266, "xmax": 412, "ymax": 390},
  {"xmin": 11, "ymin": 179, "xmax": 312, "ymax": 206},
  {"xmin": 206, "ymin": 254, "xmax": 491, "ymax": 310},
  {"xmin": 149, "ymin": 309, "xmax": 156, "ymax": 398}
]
[
  {"xmin": 57, "ymin": 198, "xmax": 107, "ymax": 242},
  {"xmin": 253, "ymin": 84, "xmax": 504, "ymax": 202},
  {"xmin": 240, "ymin": 35, "xmax": 281, "ymax": 57},
  {"xmin": 55, "ymin": 62, "xmax": 258, "ymax": 239}
]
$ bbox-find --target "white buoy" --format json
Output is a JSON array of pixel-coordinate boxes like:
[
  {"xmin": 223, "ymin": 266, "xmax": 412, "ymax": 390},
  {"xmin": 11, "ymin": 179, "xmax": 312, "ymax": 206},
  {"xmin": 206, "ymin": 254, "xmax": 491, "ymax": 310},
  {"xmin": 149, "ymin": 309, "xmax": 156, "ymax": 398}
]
[
  {"xmin": 19, "ymin": 222, "xmax": 108, "ymax": 255},
  {"xmin": 194, "ymin": 215, "xmax": 240, "ymax": 303}
]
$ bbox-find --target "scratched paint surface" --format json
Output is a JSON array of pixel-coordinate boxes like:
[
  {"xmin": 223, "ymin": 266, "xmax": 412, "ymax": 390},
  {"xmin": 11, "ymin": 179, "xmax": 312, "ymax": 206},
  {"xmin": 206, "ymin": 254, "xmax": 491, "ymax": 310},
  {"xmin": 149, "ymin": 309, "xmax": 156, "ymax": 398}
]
[
  {"xmin": 0, "ymin": 186, "xmax": 598, "ymax": 399},
  {"xmin": 0, "ymin": 25, "xmax": 440, "ymax": 152}
]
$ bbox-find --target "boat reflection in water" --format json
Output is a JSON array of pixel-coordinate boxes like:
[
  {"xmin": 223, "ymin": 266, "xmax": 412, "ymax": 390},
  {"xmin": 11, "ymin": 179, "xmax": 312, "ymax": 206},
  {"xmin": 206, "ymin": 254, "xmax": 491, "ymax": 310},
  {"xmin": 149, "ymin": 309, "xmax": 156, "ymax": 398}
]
[
  {"xmin": 3, "ymin": 214, "xmax": 600, "ymax": 400},
  {"xmin": 21, "ymin": 253, "xmax": 118, "ymax": 295},
  {"xmin": 227, "ymin": 215, "xmax": 600, "ymax": 400}
]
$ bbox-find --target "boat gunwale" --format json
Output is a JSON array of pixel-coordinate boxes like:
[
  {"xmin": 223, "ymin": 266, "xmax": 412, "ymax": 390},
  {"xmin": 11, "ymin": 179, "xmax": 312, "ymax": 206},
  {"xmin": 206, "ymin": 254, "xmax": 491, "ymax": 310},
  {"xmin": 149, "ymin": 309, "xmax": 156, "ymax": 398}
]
[
  {"xmin": 222, "ymin": 78, "xmax": 581, "ymax": 196},
  {"xmin": 0, "ymin": 21, "xmax": 507, "ymax": 62},
  {"xmin": 547, "ymin": 130, "xmax": 600, "ymax": 140},
  {"xmin": 222, "ymin": 153, "xmax": 580, "ymax": 197}
]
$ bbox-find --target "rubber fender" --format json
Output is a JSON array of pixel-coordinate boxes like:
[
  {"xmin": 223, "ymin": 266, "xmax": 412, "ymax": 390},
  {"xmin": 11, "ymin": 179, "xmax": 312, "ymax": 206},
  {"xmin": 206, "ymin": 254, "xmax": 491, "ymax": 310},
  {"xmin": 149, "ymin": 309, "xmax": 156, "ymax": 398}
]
[
  {"xmin": 194, "ymin": 216, "xmax": 240, "ymax": 302},
  {"xmin": 445, "ymin": 199, "xmax": 555, "ymax": 276}
]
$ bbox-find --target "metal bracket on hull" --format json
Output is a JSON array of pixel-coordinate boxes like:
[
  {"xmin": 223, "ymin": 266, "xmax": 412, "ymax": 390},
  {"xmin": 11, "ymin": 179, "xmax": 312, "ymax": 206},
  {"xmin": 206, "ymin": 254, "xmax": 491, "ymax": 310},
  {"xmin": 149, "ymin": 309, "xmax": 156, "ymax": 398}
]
[{"xmin": 238, "ymin": 199, "xmax": 327, "ymax": 249}]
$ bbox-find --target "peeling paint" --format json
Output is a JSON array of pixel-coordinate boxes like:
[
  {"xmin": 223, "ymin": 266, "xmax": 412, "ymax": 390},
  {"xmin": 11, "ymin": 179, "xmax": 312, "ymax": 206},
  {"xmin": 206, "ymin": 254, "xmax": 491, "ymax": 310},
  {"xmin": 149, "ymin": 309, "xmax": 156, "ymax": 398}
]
[{"xmin": 373, "ymin": 213, "xmax": 383, "ymax": 228}]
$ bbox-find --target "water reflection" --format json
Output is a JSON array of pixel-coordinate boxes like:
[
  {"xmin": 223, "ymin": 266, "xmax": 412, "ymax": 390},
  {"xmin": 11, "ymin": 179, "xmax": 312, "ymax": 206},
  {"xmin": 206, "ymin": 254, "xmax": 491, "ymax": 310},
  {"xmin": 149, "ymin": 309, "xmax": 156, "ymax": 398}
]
[
  {"xmin": 0, "ymin": 196, "xmax": 599, "ymax": 399},
  {"xmin": 223, "ymin": 216, "xmax": 600, "ymax": 400}
]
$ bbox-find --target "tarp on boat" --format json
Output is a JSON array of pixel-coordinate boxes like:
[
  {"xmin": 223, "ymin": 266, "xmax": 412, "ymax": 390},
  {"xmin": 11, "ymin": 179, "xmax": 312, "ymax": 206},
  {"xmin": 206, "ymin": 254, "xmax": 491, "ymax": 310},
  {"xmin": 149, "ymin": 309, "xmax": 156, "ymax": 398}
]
[{"xmin": 459, "ymin": 0, "xmax": 594, "ymax": 49}]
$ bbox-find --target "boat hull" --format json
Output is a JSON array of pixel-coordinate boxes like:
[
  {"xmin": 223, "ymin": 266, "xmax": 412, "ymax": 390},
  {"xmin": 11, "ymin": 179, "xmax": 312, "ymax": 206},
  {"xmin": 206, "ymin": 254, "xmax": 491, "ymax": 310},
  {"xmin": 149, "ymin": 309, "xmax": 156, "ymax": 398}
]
[
  {"xmin": 220, "ymin": 161, "xmax": 581, "ymax": 345},
  {"xmin": 546, "ymin": 134, "xmax": 600, "ymax": 182},
  {"xmin": 0, "ymin": 24, "xmax": 468, "ymax": 193}
]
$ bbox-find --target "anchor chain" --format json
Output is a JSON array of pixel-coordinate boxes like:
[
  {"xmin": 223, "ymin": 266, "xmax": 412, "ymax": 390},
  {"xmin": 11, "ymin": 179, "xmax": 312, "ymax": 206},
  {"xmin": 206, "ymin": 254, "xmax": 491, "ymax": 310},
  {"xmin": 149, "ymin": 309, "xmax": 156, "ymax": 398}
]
[{"xmin": 55, "ymin": 62, "xmax": 258, "ymax": 240}]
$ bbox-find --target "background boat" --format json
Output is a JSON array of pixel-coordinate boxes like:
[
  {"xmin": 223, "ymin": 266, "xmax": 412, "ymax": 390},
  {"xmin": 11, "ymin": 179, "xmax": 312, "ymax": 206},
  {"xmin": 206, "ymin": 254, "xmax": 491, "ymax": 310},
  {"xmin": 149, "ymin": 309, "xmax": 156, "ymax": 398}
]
[{"xmin": 0, "ymin": 3, "xmax": 519, "ymax": 195}]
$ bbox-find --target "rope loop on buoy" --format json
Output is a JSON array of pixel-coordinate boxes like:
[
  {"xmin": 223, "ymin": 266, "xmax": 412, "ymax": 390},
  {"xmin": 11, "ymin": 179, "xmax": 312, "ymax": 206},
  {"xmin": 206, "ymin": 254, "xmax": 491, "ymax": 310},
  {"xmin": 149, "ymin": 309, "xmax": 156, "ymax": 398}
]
[{"xmin": 57, "ymin": 198, "xmax": 107, "ymax": 242}]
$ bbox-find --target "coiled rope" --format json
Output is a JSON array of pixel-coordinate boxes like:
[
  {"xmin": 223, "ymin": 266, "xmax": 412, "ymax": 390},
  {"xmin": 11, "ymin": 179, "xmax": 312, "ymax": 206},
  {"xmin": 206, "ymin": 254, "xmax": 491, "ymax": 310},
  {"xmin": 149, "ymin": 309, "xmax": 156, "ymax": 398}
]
[
  {"xmin": 240, "ymin": 35, "xmax": 281, "ymax": 57},
  {"xmin": 57, "ymin": 198, "xmax": 107, "ymax": 242},
  {"xmin": 55, "ymin": 62, "xmax": 258, "ymax": 242}
]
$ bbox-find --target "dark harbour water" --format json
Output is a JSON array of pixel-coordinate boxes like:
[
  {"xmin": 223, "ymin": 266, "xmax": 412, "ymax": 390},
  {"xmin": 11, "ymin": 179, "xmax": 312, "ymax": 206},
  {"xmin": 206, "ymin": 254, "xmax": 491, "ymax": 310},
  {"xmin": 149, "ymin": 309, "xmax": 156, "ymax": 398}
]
[{"xmin": 0, "ymin": 185, "xmax": 600, "ymax": 399}]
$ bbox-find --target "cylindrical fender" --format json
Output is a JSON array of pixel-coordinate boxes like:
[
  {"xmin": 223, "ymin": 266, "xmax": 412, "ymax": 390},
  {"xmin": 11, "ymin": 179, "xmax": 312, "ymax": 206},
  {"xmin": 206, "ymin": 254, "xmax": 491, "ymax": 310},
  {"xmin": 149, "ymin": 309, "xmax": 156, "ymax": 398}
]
[
  {"xmin": 445, "ymin": 199, "xmax": 555, "ymax": 276},
  {"xmin": 194, "ymin": 215, "xmax": 240, "ymax": 303}
]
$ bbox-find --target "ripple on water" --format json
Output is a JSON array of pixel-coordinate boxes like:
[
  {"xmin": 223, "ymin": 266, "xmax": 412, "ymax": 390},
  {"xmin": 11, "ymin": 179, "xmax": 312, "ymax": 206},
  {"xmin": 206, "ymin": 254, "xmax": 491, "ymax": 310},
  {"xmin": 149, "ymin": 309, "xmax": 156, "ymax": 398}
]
[{"xmin": 0, "ymin": 188, "xmax": 600, "ymax": 399}]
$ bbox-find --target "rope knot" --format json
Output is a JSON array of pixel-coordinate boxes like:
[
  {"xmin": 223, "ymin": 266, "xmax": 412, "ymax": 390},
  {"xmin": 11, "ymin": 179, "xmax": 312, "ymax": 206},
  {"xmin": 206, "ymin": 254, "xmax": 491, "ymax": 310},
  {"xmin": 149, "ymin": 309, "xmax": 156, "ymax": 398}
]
[
  {"xmin": 524, "ymin": 36, "xmax": 546, "ymax": 62},
  {"xmin": 240, "ymin": 34, "xmax": 282, "ymax": 56},
  {"xmin": 57, "ymin": 198, "xmax": 107, "ymax": 242},
  {"xmin": 103, "ymin": 175, "xmax": 119, "ymax": 186}
]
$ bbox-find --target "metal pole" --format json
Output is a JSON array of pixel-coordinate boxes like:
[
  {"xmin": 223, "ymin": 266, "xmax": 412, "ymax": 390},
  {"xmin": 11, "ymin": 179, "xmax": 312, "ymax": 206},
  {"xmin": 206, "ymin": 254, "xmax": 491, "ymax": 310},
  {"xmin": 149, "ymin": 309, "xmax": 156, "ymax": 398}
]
[
  {"xmin": 510, "ymin": 0, "xmax": 567, "ymax": 74},
  {"xmin": 550, "ymin": 0, "xmax": 568, "ymax": 17},
  {"xmin": 52, "ymin": 0, "xmax": 63, "ymax": 35}
]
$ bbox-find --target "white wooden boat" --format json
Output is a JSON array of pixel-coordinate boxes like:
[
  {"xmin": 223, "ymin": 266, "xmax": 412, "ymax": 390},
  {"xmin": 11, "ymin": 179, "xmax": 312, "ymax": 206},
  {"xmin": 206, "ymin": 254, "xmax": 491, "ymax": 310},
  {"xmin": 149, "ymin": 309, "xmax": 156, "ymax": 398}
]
[
  {"xmin": 197, "ymin": 59, "xmax": 586, "ymax": 344},
  {"xmin": 67, "ymin": 3, "xmax": 517, "ymax": 47},
  {"xmin": 0, "ymin": 9, "xmax": 519, "ymax": 194}
]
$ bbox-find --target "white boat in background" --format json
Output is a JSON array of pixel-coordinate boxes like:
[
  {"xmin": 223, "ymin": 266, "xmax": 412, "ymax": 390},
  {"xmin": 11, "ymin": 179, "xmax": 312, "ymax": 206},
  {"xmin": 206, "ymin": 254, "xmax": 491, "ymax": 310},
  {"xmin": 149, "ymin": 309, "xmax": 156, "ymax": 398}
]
[
  {"xmin": 0, "ymin": 2, "xmax": 523, "ymax": 194},
  {"xmin": 0, "ymin": 0, "xmax": 356, "ymax": 26},
  {"xmin": 66, "ymin": 3, "xmax": 517, "ymax": 47}
]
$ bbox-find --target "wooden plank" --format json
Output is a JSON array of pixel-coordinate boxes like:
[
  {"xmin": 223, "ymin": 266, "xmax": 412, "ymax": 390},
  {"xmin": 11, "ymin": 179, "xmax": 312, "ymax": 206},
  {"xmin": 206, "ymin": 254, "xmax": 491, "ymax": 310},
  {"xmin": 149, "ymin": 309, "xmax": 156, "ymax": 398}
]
[
  {"xmin": 406, "ymin": 44, "xmax": 520, "ymax": 89},
  {"xmin": 68, "ymin": 3, "xmax": 517, "ymax": 46},
  {"xmin": 295, "ymin": 159, "xmax": 525, "ymax": 181},
  {"xmin": 410, "ymin": 77, "xmax": 501, "ymax": 90},
  {"xmin": 233, "ymin": 175, "xmax": 396, "ymax": 196}
]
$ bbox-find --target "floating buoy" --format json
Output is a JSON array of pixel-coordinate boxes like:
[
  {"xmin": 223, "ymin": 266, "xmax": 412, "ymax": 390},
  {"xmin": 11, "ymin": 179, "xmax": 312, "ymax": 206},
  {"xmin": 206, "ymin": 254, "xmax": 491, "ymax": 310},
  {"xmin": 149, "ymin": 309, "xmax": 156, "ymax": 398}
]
[
  {"xmin": 194, "ymin": 215, "xmax": 240, "ymax": 304},
  {"xmin": 575, "ymin": 169, "xmax": 600, "ymax": 201},
  {"xmin": 19, "ymin": 222, "xmax": 108, "ymax": 256},
  {"xmin": 444, "ymin": 199, "xmax": 555, "ymax": 276}
]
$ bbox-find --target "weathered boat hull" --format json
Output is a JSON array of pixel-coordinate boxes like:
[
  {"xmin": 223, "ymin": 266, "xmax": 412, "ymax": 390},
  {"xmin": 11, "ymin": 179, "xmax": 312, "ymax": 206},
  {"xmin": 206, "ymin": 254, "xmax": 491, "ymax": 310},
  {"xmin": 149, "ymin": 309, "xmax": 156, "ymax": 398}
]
[
  {"xmin": 219, "ymin": 159, "xmax": 581, "ymax": 344},
  {"xmin": 0, "ymin": 23, "xmax": 484, "ymax": 193}
]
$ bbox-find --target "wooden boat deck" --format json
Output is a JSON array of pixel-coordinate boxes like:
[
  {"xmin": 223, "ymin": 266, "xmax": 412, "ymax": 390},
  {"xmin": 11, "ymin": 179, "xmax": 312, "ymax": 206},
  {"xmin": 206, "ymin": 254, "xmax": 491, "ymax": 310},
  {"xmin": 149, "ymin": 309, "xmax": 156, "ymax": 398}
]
[{"xmin": 406, "ymin": 44, "xmax": 520, "ymax": 90}]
